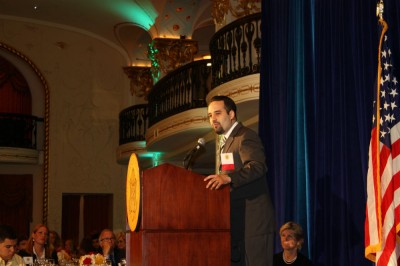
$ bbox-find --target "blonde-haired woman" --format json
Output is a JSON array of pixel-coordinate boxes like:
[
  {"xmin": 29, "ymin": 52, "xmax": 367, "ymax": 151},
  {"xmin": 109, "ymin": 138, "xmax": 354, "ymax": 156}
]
[
  {"xmin": 115, "ymin": 232, "xmax": 125, "ymax": 251},
  {"xmin": 18, "ymin": 224, "xmax": 58, "ymax": 264},
  {"xmin": 273, "ymin": 221, "xmax": 312, "ymax": 266}
]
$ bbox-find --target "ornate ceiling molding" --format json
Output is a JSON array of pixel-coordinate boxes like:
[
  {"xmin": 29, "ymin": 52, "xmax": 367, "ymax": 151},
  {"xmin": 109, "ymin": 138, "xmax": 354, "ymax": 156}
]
[
  {"xmin": 212, "ymin": 0, "xmax": 261, "ymax": 25},
  {"xmin": 147, "ymin": 38, "xmax": 198, "ymax": 81},
  {"xmin": 123, "ymin": 66, "xmax": 153, "ymax": 99},
  {"xmin": 230, "ymin": 0, "xmax": 261, "ymax": 18},
  {"xmin": 212, "ymin": 0, "xmax": 230, "ymax": 25}
]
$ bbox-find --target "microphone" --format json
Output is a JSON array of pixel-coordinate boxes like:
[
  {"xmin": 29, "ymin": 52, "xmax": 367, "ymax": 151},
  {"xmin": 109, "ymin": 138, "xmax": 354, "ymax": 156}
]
[{"xmin": 183, "ymin": 138, "xmax": 205, "ymax": 170}]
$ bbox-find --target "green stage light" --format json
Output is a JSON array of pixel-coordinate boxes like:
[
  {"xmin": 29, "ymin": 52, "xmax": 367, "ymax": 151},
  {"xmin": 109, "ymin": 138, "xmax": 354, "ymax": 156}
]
[{"xmin": 107, "ymin": 2, "xmax": 156, "ymax": 31}]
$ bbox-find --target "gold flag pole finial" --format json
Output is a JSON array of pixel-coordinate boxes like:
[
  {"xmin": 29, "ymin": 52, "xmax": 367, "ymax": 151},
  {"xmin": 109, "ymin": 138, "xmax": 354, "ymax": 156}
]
[{"xmin": 376, "ymin": 0, "xmax": 384, "ymax": 19}]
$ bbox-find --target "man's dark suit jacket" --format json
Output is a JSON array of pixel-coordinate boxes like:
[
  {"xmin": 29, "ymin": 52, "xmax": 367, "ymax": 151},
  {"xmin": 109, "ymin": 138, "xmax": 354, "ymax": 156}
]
[
  {"xmin": 18, "ymin": 249, "xmax": 58, "ymax": 265},
  {"xmin": 221, "ymin": 122, "xmax": 275, "ymax": 265},
  {"xmin": 104, "ymin": 247, "xmax": 125, "ymax": 266},
  {"xmin": 102, "ymin": 247, "xmax": 125, "ymax": 266}
]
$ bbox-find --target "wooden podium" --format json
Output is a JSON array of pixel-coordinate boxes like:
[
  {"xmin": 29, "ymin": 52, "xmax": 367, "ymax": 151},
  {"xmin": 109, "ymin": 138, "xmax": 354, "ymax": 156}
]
[{"xmin": 128, "ymin": 163, "xmax": 230, "ymax": 266}]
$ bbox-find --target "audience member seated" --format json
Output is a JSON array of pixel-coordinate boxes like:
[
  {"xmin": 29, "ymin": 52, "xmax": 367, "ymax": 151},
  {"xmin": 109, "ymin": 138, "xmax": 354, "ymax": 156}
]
[
  {"xmin": 0, "ymin": 224, "xmax": 25, "ymax": 266},
  {"xmin": 17, "ymin": 235, "xmax": 28, "ymax": 253},
  {"xmin": 76, "ymin": 232, "xmax": 101, "ymax": 256},
  {"xmin": 65, "ymin": 239, "xmax": 77, "ymax": 258},
  {"xmin": 273, "ymin": 221, "xmax": 313, "ymax": 266},
  {"xmin": 98, "ymin": 229, "xmax": 124, "ymax": 266},
  {"xmin": 90, "ymin": 232, "xmax": 100, "ymax": 253},
  {"xmin": 57, "ymin": 238, "xmax": 76, "ymax": 262},
  {"xmin": 49, "ymin": 231, "xmax": 62, "ymax": 254},
  {"xmin": 18, "ymin": 224, "xmax": 58, "ymax": 265},
  {"xmin": 77, "ymin": 236, "xmax": 92, "ymax": 257},
  {"xmin": 115, "ymin": 232, "xmax": 126, "ymax": 260}
]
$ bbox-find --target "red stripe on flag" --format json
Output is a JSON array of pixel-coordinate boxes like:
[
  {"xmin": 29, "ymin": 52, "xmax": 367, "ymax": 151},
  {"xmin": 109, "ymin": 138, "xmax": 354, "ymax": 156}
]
[
  {"xmin": 377, "ymin": 224, "xmax": 397, "ymax": 266},
  {"xmin": 392, "ymin": 138, "xmax": 400, "ymax": 158},
  {"xmin": 379, "ymin": 145, "xmax": 391, "ymax": 177}
]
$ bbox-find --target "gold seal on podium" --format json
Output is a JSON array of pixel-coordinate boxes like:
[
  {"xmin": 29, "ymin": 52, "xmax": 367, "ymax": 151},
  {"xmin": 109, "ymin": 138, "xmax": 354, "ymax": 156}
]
[{"xmin": 126, "ymin": 153, "xmax": 141, "ymax": 232}]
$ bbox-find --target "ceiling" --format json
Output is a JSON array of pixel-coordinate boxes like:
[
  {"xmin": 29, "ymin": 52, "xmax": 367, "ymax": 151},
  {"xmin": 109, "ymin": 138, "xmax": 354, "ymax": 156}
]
[{"xmin": 0, "ymin": 0, "xmax": 215, "ymax": 66}]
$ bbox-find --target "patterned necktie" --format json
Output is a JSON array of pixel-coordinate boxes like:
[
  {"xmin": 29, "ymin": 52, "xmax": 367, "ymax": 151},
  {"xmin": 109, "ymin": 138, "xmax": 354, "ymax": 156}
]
[
  {"xmin": 218, "ymin": 136, "xmax": 226, "ymax": 173},
  {"xmin": 219, "ymin": 136, "xmax": 226, "ymax": 153}
]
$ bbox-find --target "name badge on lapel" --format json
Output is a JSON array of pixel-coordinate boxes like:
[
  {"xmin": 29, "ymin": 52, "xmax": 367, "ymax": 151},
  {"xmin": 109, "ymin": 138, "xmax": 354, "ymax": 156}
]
[{"xmin": 221, "ymin": 152, "xmax": 234, "ymax": 171}]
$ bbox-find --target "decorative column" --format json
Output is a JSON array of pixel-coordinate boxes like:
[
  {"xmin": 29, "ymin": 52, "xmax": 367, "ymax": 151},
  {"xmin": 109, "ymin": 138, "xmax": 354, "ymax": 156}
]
[
  {"xmin": 123, "ymin": 66, "xmax": 153, "ymax": 99},
  {"xmin": 147, "ymin": 37, "xmax": 198, "ymax": 82},
  {"xmin": 211, "ymin": 0, "xmax": 261, "ymax": 29}
]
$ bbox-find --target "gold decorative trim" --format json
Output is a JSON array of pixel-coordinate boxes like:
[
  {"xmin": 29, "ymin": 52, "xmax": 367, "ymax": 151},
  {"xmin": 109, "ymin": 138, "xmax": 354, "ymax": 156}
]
[
  {"xmin": 158, "ymin": 116, "xmax": 208, "ymax": 135},
  {"xmin": 144, "ymin": 106, "xmax": 211, "ymax": 156},
  {"xmin": 212, "ymin": 0, "xmax": 261, "ymax": 23},
  {"xmin": 207, "ymin": 73, "xmax": 260, "ymax": 102},
  {"xmin": 123, "ymin": 66, "xmax": 153, "ymax": 99},
  {"xmin": 148, "ymin": 38, "xmax": 198, "ymax": 76},
  {"xmin": 146, "ymin": 115, "xmax": 209, "ymax": 145},
  {"xmin": 0, "ymin": 42, "xmax": 50, "ymax": 225},
  {"xmin": 230, "ymin": 0, "xmax": 261, "ymax": 18},
  {"xmin": 212, "ymin": 0, "xmax": 230, "ymax": 25},
  {"xmin": 225, "ymin": 84, "xmax": 259, "ymax": 98}
]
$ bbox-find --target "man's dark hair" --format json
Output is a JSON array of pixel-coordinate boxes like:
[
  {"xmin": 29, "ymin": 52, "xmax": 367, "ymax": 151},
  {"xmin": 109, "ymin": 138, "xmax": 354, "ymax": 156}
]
[
  {"xmin": 209, "ymin": 95, "xmax": 237, "ymax": 118},
  {"xmin": 0, "ymin": 225, "xmax": 17, "ymax": 243},
  {"xmin": 17, "ymin": 235, "xmax": 28, "ymax": 245}
]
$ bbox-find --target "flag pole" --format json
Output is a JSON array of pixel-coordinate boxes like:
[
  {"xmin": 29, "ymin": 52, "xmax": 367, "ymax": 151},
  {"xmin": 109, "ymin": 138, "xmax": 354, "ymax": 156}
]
[
  {"xmin": 374, "ymin": 0, "xmax": 387, "ymax": 256},
  {"xmin": 366, "ymin": 0, "xmax": 400, "ymax": 262}
]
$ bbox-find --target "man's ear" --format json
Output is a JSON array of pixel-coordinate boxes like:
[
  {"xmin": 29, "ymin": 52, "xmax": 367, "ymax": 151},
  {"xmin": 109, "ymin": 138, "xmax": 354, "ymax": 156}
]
[{"xmin": 229, "ymin": 110, "xmax": 235, "ymax": 120}]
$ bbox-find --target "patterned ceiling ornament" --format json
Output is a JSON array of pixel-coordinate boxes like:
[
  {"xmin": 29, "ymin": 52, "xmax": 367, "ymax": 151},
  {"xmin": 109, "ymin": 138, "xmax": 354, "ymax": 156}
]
[
  {"xmin": 229, "ymin": 0, "xmax": 261, "ymax": 18},
  {"xmin": 147, "ymin": 38, "xmax": 198, "ymax": 79},
  {"xmin": 212, "ymin": 0, "xmax": 261, "ymax": 23},
  {"xmin": 123, "ymin": 66, "xmax": 153, "ymax": 99},
  {"xmin": 211, "ymin": 0, "xmax": 230, "ymax": 25}
]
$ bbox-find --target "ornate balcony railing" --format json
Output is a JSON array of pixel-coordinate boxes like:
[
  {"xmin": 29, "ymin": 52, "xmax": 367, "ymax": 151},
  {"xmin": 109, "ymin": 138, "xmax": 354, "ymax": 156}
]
[
  {"xmin": 147, "ymin": 59, "xmax": 211, "ymax": 127},
  {"xmin": 119, "ymin": 104, "xmax": 148, "ymax": 145},
  {"xmin": 209, "ymin": 12, "xmax": 261, "ymax": 88},
  {"xmin": 0, "ymin": 113, "xmax": 41, "ymax": 149}
]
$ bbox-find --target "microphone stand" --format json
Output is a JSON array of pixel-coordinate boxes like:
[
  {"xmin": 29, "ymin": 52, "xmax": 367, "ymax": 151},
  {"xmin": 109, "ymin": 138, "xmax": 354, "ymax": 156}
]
[
  {"xmin": 183, "ymin": 148, "xmax": 196, "ymax": 170},
  {"xmin": 183, "ymin": 145, "xmax": 205, "ymax": 170}
]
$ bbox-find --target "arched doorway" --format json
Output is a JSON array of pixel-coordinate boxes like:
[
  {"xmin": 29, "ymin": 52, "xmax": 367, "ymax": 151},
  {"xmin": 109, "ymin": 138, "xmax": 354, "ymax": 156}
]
[{"xmin": 0, "ymin": 42, "xmax": 50, "ymax": 227}]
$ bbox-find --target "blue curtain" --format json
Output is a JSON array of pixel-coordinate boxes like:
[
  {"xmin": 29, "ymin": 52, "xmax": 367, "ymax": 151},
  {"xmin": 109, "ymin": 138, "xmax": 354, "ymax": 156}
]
[{"xmin": 259, "ymin": 0, "xmax": 400, "ymax": 265}]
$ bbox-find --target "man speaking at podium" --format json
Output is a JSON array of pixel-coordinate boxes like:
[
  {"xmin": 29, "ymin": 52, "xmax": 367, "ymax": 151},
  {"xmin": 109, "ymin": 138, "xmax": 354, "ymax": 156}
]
[{"xmin": 204, "ymin": 95, "xmax": 275, "ymax": 266}]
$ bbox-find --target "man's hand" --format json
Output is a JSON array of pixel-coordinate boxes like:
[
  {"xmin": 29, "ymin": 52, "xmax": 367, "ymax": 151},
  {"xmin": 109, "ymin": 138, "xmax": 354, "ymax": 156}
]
[
  {"xmin": 102, "ymin": 242, "xmax": 112, "ymax": 256},
  {"xmin": 204, "ymin": 174, "xmax": 231, "ymax": 190}
]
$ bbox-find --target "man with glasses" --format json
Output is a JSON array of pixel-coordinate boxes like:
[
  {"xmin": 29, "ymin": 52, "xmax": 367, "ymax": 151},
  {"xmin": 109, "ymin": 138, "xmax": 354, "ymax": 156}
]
[{"xmin": 98, "ymin": 229, "xmax": 124, "ymax": 266}]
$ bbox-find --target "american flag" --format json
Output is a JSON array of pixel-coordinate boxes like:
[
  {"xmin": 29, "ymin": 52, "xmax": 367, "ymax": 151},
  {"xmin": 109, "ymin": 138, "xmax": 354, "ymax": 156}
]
[{"xmin": 365, "ymin": 19, "xmax": 400, "ymax": 265}]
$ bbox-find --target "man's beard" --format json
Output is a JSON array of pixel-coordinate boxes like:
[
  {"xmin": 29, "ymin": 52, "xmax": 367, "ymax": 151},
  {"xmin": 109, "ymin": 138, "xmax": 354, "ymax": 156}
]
[{"xmin": 214, "ymin": 127, "xmax": 224, "ymax": 135}]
